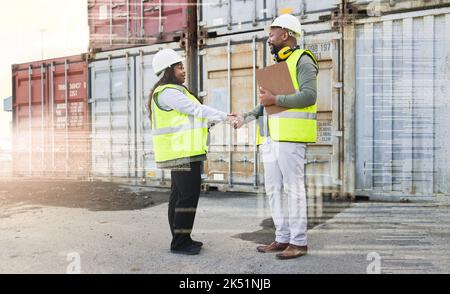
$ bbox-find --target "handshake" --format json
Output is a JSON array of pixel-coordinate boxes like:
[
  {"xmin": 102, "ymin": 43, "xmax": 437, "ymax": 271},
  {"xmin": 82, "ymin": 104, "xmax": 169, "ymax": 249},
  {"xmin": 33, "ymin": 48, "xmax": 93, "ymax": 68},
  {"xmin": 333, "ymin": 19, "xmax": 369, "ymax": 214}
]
[
  {"xmin": 223, "ymin": 87, "xmax": 276, "ymax": 129},
  {"xmin": 226, "ymin": 113, "xmax": 245, "ymax": 129}
]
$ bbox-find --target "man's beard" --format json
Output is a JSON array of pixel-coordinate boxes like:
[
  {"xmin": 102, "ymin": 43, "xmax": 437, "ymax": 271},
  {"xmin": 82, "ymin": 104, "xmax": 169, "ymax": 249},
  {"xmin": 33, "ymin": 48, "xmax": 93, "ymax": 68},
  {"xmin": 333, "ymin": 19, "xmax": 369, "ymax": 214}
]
[{"xmin": 270, "ymin": 44, "xmax": 283, "ymax": 56}]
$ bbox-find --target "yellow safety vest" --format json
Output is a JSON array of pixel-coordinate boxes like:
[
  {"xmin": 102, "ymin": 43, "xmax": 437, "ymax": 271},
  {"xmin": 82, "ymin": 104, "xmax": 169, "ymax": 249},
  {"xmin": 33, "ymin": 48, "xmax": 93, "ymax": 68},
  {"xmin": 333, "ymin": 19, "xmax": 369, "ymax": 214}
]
[
  {"xmin": 151, "ymin": 84, "xmax": 208, "ymax": 163},
  {"xmin": 256, "ymin": 49, "xmax": 318, "ymax": 145}
]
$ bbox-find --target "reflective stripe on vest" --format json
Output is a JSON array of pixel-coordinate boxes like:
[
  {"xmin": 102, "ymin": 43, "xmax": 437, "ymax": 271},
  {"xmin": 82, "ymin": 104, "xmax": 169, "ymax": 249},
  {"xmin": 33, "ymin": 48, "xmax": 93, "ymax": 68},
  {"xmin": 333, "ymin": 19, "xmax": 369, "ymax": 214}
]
[
  {"xmin": 271, "ymin": 111, "xmax": 317, "ymax": 120},
  {"xmin": 151, "ymin": 84, "xmax": 208, "ymax": 163},
  {"xmin": 152, "ymin": 116, "xmax": 208, "ymax": 136},
  {"xmin": 256, "ymin": 49, "xmax": 318, "ymax": 145}
]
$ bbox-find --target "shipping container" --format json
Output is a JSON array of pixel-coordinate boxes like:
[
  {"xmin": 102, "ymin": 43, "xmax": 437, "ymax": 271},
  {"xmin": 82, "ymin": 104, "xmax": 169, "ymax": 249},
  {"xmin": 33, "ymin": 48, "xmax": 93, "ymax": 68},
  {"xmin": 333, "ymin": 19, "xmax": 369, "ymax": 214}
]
[
  {"xmin": 88, "ymin": 0, "xmax": 197, "ymax": 52},
  {"xmin": 355, "ymin": 7, "xmax": 450, "ymax": 200},
  {"xmin": 353, "ymin": 0, "xmax": 450, "ymax": 17},
  {"xmin": 11, "ymin": 55, "xmax": 91, "ymax": 178},
  {"xmin": 89, "ymin": 42, "xmax": 190, "ymax": 185},
  {"xmin": 198, "ymin": 0, "xmax": 339, "ymax": 37},
  {"xmin": 198, "ymin": 26, "xmax": 343, "ymax": 196}
]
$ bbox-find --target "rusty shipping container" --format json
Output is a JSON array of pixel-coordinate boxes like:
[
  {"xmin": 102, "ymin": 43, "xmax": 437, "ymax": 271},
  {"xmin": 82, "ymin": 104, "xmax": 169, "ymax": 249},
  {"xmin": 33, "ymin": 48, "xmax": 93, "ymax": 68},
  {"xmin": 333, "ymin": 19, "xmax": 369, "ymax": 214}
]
[
  {"xmin": 88, "ymin": 0, "xmax": 197, "ymax": 52},
  {"xmin": 11, "ymin": 55, "xmax": 91, "ymax": 178},
  {"xmin": 89, "ymin": 42, "xmax": 191, "ymax": 185},
  {"xmin": 197, "ymin": 19, "xmax": 344, "ymax": 196}
]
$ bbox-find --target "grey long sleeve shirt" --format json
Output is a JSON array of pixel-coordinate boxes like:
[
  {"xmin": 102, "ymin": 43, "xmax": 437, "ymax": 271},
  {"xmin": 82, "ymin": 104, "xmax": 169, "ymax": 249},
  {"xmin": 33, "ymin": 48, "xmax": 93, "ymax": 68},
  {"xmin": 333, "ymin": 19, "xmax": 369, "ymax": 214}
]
[{"xmin": 243, "ymin": 54, "xmax": 318, "ymax": 122}]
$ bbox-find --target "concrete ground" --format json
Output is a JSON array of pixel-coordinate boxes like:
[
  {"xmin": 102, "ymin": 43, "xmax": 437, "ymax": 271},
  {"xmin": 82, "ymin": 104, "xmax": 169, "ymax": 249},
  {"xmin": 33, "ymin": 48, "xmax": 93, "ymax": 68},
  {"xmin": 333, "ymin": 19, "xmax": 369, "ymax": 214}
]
[{"xmin": 0, "ymin": 180, "xmax": 449, "ymax": 274}]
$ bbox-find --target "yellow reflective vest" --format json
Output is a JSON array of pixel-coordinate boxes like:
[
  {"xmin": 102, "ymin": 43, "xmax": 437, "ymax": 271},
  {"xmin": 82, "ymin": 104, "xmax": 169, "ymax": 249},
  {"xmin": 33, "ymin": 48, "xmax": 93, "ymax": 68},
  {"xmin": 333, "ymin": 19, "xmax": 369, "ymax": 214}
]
[
  {"xmin": 256, "ymin": 49, "xmax": 318, "ymax": 145},
  {"xmin": 151, "ymin": 84, "xmax": 208, "ymax": 163}
]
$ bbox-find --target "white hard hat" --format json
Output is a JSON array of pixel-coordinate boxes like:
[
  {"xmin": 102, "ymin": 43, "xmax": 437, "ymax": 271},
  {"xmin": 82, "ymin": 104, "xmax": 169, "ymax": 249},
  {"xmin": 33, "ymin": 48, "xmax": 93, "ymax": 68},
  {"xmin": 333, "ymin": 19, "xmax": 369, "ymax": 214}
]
[
  {"xmin": 152, "ymin": 48, "xmax": 185, "ymax": 76},
  {"xmin": 268, "ymin": 14, "xmax": 302, "ymax": 37}
]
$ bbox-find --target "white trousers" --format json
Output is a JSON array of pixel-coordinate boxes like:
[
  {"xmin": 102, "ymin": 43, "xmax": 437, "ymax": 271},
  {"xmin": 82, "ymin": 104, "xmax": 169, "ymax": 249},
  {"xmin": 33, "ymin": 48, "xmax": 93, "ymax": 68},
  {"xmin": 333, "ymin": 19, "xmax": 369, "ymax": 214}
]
[{"xmin": 260, "ymin": 137, "xmax": 307, "ymax": 246}]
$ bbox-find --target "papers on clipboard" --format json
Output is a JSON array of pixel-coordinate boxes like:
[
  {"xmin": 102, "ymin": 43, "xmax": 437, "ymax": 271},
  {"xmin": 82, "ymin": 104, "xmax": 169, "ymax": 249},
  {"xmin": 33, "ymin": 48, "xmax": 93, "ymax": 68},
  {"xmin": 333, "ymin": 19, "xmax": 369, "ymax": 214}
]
[{"xmin": 255, "ymin": 62, "xmax": 295, "ymax": 115}]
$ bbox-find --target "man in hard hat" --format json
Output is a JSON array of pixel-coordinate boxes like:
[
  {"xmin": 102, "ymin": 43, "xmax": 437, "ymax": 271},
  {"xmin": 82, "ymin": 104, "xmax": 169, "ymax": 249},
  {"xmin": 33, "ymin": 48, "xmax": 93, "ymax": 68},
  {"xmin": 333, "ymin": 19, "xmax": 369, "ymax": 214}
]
[{"xmin": 234, "ymin": 14, "xmax": 318, "ymax": 260}]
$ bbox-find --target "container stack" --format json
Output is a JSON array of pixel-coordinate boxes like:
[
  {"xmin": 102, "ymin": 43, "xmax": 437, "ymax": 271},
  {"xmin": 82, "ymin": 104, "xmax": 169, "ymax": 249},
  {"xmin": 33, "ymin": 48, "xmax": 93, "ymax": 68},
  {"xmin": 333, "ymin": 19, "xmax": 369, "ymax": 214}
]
[
  {"xmin": 11, "ymin": 0, "xmax": 197, "ymax": 182},
  {"xmin": 9, "ymin": 0, "xmax": 450, "ymax": 200},
  {"xmin": 87, "ymin": 0, "xmax": 197, "ymax": 185}
]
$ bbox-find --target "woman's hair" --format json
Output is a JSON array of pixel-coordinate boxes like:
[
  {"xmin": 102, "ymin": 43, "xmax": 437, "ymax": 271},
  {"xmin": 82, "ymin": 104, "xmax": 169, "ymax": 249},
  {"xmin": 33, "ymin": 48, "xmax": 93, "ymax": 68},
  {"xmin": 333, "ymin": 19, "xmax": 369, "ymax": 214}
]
[{"xmin": 147, "ymin": 63, "xmax": 201, "ymax": 126}]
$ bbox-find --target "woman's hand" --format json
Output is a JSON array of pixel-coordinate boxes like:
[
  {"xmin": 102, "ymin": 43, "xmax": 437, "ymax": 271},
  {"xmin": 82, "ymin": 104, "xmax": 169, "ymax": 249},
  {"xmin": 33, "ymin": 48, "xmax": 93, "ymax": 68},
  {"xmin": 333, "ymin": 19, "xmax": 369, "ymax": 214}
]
[{"xmin": 226, "ymin": 113, "xmax": 237, "ymax": 125}]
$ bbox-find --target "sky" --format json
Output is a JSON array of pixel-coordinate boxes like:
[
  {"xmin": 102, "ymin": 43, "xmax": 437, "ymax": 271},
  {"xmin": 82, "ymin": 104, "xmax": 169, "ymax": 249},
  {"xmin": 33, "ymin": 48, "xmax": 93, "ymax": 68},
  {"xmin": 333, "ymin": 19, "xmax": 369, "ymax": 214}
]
[{"xmin": 0, "ymin": 0, "xmax": 89, "ymax": 152}]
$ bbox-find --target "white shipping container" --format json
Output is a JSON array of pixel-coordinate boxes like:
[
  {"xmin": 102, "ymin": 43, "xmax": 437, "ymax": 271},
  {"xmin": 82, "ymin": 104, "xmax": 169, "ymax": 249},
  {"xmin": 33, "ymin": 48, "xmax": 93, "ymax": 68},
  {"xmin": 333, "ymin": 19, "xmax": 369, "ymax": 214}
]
[
  {"xmin": 199, "ymin": 0, "xmax": 340, "ymax": 36},
  {"xmin": 89, "ymin": 42, "xmax": 189, "ymax": 185},
  {"xmin": 354, "ymin": 0, "xmax": 449, "ymax": 18},
  {"xmin": 355, "ymin": 7, "xmax": 450, "ymax": 200}
]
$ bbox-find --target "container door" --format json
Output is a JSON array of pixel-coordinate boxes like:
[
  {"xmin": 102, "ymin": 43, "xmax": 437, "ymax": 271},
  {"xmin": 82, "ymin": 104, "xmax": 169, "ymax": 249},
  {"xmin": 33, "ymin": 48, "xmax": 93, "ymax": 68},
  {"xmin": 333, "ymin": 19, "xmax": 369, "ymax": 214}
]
[
  {"xmin": 139, "ymin": 0, "xmax": 189, "ymax": 40},
  {"xmin": 136, "ymin": 49, "xmax": 164, "ymax": 184},
  {"xmin": 302, "ymin": 32, "xmax": 343, "ymax": 198},
  {"xmin": 135, "ymin": 46, "xmax": 189, "ymax": 185},
  {"xmin": 199, "ymin": 32, "xmax": 267, "ymax": 190},
  {"xmin": 88, "ymin": 0, "xmax": 134, "ymax": 48},
  {"xmin": 355, "ymin": 10, "xmax": 450, "ymax": 198},
  {"xmin": 199, "ymin": 0, "xmax": 267, "ymax": 36},
  {"xmin": 49, "ymin": 60, "xmax": 90, "ymax": 177},
  {"xmin": 12, "ymin": 65, "xmax": 48, "ymax": 176},
  {"xmin": 266, "ymin": 0, "xmax": 337, "ymax": 20},
  {"xmin": 90, "ymin": 55, "xmax": 136, "ymax": 178},
  {"xmin": 138, "ymin": 0, "xmax": 164, "ymax": 39}
]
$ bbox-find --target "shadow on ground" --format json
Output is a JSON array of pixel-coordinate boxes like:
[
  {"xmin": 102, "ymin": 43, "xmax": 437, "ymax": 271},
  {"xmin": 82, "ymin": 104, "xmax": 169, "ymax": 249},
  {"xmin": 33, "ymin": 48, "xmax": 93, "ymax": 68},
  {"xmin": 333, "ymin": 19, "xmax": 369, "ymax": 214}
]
[{"xmin": 234, "ymin": 198, "xmax": 352, "ymax": 245}]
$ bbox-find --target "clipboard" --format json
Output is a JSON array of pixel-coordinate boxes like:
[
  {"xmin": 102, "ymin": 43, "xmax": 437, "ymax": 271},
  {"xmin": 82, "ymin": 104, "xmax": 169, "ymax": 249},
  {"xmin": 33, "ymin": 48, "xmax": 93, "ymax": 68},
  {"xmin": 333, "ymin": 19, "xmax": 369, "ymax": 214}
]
[{"xmin": 256, "ymin": 62, "xmax": 295, "ymax": 115}]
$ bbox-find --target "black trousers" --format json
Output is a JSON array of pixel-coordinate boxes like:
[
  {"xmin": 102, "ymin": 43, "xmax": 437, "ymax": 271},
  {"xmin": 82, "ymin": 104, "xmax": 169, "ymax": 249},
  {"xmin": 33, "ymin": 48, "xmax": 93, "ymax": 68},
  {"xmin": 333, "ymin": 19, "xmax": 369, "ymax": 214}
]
[{"xmin": 168, "ymin": 161, "xmax": 201, "ymax": 250}]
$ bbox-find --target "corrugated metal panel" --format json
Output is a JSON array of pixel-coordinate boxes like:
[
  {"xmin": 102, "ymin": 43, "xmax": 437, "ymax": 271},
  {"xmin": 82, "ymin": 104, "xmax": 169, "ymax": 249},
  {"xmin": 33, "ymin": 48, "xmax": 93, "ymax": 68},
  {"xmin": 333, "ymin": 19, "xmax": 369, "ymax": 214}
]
[
  {"xmin": 198, "ymin": 29, "xmax": 343, "ymax": 195},
  {"xmin": 199, "ymin": 0, "xmax": 339, "ymax": 36},
  {"xmin": 303, "ymin": 30, "xmax": 342, "ymax": 199},
  {"xmin": 88, "ymin": 0, "xmax": 196, "ymax": 52},
  {"xmin": 89, "ymin": 43, "xmax": 187, "ymax": 183},
  {"xmin": 355, "ymin": 8, "xmax": 450, "ymax": 199},
  {"xmin": 90, "ymin": 54, "xmax": 136, "ymax": 177},
  {"xmin": 12, "ymin": 55, "xmax": 90, "ymax": 178},
  {"xmin": 354, "ymin": 0, "xmax": 449, "ymax": 17},
  {"xmin": 3, "ymin": 96, "xmax": 12, "ymax": 112}
]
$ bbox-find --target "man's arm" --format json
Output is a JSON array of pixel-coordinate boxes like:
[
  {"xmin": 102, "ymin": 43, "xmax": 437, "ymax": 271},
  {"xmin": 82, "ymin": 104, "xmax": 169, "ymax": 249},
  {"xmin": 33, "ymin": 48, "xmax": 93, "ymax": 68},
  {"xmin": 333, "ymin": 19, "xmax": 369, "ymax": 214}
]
[{"xmin": 243, "ymin": 104, "xmax": 261, "ymax": 122}]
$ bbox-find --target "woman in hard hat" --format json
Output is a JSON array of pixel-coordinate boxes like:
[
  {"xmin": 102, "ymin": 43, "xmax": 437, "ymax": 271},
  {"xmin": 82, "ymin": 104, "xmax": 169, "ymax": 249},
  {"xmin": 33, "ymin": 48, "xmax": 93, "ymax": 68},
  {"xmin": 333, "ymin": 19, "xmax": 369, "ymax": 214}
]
[{"xmin": 148, "ymin": 48, "xmax": 235, "ymax": 255}]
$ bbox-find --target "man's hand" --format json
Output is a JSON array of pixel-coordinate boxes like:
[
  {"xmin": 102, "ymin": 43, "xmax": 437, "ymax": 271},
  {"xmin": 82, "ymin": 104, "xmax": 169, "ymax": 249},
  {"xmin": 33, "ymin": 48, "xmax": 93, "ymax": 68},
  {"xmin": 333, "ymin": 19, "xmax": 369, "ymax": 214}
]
[
  {"xmin": 259, "ymin": 87, "xmax": 276, "ymax": 107},
  {"xmin": 232, "ymin": 114, "xmax": 245, "ymax": 129}
]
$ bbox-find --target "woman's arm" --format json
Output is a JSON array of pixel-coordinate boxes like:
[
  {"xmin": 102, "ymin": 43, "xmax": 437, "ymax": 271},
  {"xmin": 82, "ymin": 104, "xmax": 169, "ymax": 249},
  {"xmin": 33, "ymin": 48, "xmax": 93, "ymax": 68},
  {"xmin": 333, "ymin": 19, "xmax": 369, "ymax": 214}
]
[{"xmin": 157, "ymin": 88, "xmax": 228, "ymax": 123}]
